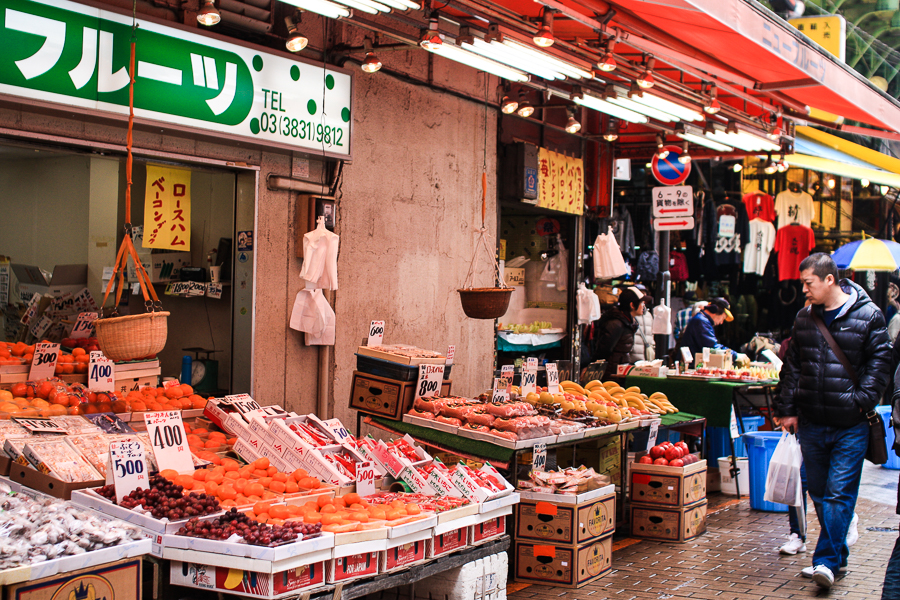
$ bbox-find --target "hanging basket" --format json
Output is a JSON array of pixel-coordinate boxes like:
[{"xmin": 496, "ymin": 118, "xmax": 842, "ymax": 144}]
[
  {"xmin": 458, "ymin": 287, "xmax": 513, "ymax": 320},
  {"xmin": 95, "ymin": 311, "xmax": 170, "ymax": 362}
]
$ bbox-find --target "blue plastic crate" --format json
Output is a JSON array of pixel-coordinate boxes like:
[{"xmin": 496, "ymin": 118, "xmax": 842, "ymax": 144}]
[
  {"xmin": 744, "ymin": 431, "xmax": 789, "ymax": 512},
  {"xmin": 706, "ymin": 416, "xmax": 765, "ymax": 460},
  {"xmin": 876, "ymin": 405, "xmax": 900, "ymax": 470}
]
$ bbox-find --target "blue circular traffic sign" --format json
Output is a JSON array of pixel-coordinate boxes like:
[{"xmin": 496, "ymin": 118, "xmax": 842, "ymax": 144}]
[{"xmin": 651, "ymin": 145, "xmax": 691, "ymax": 186}]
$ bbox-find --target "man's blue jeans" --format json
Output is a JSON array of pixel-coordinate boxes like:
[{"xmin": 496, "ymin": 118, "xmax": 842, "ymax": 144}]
[
  {"xmin": 881, "ymin": 531, "xmax": 900, "ymax": 599},
  {"xmin": 798, "ymin": 420, "xmax": 868, "ymax": 572}
]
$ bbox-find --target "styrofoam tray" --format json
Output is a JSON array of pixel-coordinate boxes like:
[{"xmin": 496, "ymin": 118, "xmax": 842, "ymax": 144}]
[
  {"xmin": 479, "ymin": 491, "xmax": 519, "ymax": 514},
  {"xmin": 433, "ymin": 513, "xmax": 480, "ymax": 536},
  {"xmin": 161, "ymin": 531, "xmax": 335, "ymax": 561},
  {"xmin": 161, "ymin": 546, "xmax": 333, "ymax": 574},
  {"xmin": 617, "ymin": 420, "xmax": 641, "ymax": 431},
  {"xmin": 387, "ymin": 514, "xmax": 437, "ymax": 539},
  {"xmin": 554, "ymin": 430, "xmax": 585, "ymax": 443},
  {"xmin": 517, "ymin": 483, "xmax": 615, "ymax": 505},
  {"xmin": 402, "ymin": 414, "xmax": 458, "ymax": 435},
  {"xmin": 435, "ymin": 503, "xmax": 480, "ymax": 525},
  {"xmin": 71, "ymin": 489, "xmax": 224, "ymax": 534},
  {"xmin": 475, "ymin": 504, "xmax": 513, "ymax": 523},
  {"xmin": 0, "ymin": 539, "xmax": 152, "ymax": 586},
  {"xmin": 583, "ymin": 424, "xmax": 618, "ymax": 437}
]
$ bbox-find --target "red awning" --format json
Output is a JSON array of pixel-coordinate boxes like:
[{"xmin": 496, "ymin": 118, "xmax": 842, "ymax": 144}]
[{"xmin": 601, "ymin": 0, "xmax": 900, "ymax": 132}]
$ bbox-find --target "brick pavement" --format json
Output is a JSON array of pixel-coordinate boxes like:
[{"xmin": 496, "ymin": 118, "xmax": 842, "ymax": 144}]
[{"xmin": 509, "ymin": 466, "xmax": 900, "ymax": 599}]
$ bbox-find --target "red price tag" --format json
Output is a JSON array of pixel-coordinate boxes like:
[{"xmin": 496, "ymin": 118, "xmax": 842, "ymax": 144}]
[{"xmin": 29, "ymin": 343, "xmax": 59, "ymax": 380}]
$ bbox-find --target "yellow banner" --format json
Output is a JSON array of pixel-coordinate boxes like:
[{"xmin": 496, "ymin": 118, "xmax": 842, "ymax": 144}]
[
  {"xmin": 537, "ymin": 148, "xmax": 583, "ymax": 215},
  {"xmin": 143, "ymin": 165, "xmax": 191, "ymax": 251}
]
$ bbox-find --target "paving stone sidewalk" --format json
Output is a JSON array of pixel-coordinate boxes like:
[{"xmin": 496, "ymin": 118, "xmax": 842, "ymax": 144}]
[{"xmin": 509, "ymin": 463, "xmax": 900, "ymax": 599}]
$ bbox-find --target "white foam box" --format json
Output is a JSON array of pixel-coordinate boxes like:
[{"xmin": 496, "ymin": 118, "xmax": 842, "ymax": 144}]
[
  {"xmin": 159, "ymin": 531, "xmax": 334, "ymax": 561},
  {"xmin": 170, "ymin": 559, "xmax": 327, "ymax": 599},
  {"xmin": 328, "ymin": 538, "xmax": 387, "ymax": 583},
  {"xmin": 380, "ymin": 529, "xmax": 431, "ymax": 573},
  {"xmin": 70, "ymin": 489, "xmax": 223, "ymax": 534},
  {"xmin": 479, "ymin": 491, "xmax": 520, "ymax": 514},
  {"xmin": 0, "ymin": 539, "xmax": 150, "ymax": 586},
  {"xmin": 403, "ymin": 413, "xmax": 458, "ymax": 435}
]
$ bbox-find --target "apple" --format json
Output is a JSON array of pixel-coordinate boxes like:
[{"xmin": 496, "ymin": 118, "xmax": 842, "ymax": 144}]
[
  {"xmin": 649, "ymin": 446, "xmax": 666, "ymax": 459},
  {"xmin": 676, "ymin": 442, "xmax": 690, "ymax": 454},
  {"xmin": 653, "ymin": 458, "xmax": 669, "ymax": 466},
  {"xmin": 638, "ymin": 455, "xmax": 654, "ymax": 464},
  {"xmin": 669, "ymin": 458, "xmax": 684, "ymax": 467},
  {"xmin": 665, "ymin": 446, "xmax": 683, "ymax": 462}
]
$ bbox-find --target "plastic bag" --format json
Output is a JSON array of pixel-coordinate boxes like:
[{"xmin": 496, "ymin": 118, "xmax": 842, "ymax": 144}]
[{"xmin": 764, "ymin": 431, "xmax": 803, "ymax": 506}]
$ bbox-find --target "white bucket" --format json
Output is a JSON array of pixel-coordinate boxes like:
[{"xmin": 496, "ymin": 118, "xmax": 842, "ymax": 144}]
[{"xmin": 718, "ymin": 456, "xmax": 749, "ymax": 496}]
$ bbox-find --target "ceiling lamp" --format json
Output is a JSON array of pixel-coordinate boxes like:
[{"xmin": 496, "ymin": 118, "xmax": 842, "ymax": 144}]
[
  {"xmin": 827, "ymin": 177, "xmax": 836, "ymax": 189},
  {"xmin": 517, "ymin": 90, "xmax": 534, "ymax": 117},
  {"xmin": 197, "ymin": 0, "xmax": 221, "ymax": 26},
  {"xmin": 500, "ymin": 94, "xmax": 518, "ymax": 114},
  {"xmin": 776, "ymin": 156, "xmax": 789, "ymax": 173},
  {"xmin": 678, "ymin": 141, "xmax": 691, "ymax": 164},
  {"xmin": 763, "ymin": 155, "xmax": 777, "ymax": 175},
  {"xmin": 636, "ymin": 56, "xmax": 655, "ymax": 89},
  {"xmin": 361, "ymin": 39, "xmax": 382, "ymax": 73},
  {"xmin": 420, "ymin": 16, "xmax": 442, "ymax": 50},
  {"xmin": 704, "ymin": 84, "xmax": 721, "ymax": 115},
  {"xmin": 533, "ymin": 11, "xmax": 555, "ymax": 48},
  {"xmin": 861, "ymin": 178, "xmax": 870, "ymax": 188},
  {"xmin": 733, "ymin": 162, "xmax": 743, "ymax": 172},
  {"xmin": 597, "ymin": 38, "xmax": 617, "ymax": 72},
  {"xmin": 572, "ymin": 91, "xmax": 648, "ymax": 124},
  {"xmin": 602, "ymin": 119, "xmax": 619, "ymax": 141},
  {"xmin": 565, "ymin": 106, "xmax": 581, "ymax": 133},
  {"xmin": 705, "ymin": 121, "xmax": 780, "ymax": 152},
  {"xmin": 656, "ymin": 134, "xmax": 669, "ymax": 159},
  {"xmin": 285, "ymin": 15, "xmax": 308, "ymax": 52},
  {"xmin": 767, "ymin": 124, "xmax": 783, "ymax": 141},
  {"xmin": 882, "ymin": 185, "xmax": 890, "ymax": 195},
  {"xmin": 607, "ymin": 85, "xmax": 702, "ymax": 123},
  {"xmin": 678, "ymin": 123, "xmax": 733, "ymax": 152},
  {"xmin": 280, "ymin": 0, "xmax": 350, "ymax": 19}
]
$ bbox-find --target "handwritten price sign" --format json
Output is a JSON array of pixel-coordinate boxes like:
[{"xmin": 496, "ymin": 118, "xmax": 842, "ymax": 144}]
[
  {"xmin": 546, "ymin": 363, "xmax": 560, "ymax": 394},
  {"xmin": 356, "ymin": 460, "xmax": 376, "ymax": 496},
  {"xmin": 415, "ymin": 364, "xmax": 445, "ymax": 400},
  {"xmin": 521, "ymin": 369, "xmax": 537, "ymax": 396},
  {"xmin": 491, "ymin": 378, "xmax": 509, "ymax": 404},
  {"xmin": 532, "ymin": 443, "xmax": 547, "ymax": 471},
  {"xmin": 88, "ymin": 351, "xmax": 114, "ymax": 392},
  {"xmin": 108, "ymin": 440, "xmax": 148, "ymax": 503},
  {"xmin": 225, "ymin": 394, "xmax": 261, "ymax": 414},
  {"xmin": 446, "ymin": 345, "xmax": 456, "ymax": 366},
  {"xmin": 143, "ymin": 411, "xmax": 193, "ymax": 473},
  {"xmin": 71, "ymin": 312, "xmax": 98, "ymax": 339},
  {"xmin": 367, "ymin": 320, "xmax": 385, "ymax": 347},
  {"xmin": 29, "ymin": 343, "xmax": 60, "ymax": 380}
]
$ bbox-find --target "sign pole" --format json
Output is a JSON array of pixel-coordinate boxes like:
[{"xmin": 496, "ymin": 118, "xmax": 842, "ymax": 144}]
[{"xmin": 656, "ymin": 230, "xmax": 671, "ymax": 359}]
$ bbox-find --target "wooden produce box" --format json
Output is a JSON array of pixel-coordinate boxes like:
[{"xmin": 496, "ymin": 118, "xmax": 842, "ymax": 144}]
[
  {"xmin": 4, "ymin": 558, "xmax": 141, "ymax": 600},
  {"xmin": 349, "ymin": 371, "xmax": 451, "ymax": 420},
  {"xmin": 629, "ymin": 459, "xmax": 707, "ymax": 507},
  {"xmin": 515, "ymin": 490, "xmax": 615, "ymax": 546},
  {"xmin": 356, "ymin": 346, "xmax": 446, "ymax": 366},
  {"xmin": 171, "ymin": 560, "xmax": 325, "ymax": 599},
  {"xmin": 513, "ymin": 535, "xmax": 613, "ymax": 589},
  {"xmin": 630, "ymin": 500, "xmax": 708, "ymax": 543}
]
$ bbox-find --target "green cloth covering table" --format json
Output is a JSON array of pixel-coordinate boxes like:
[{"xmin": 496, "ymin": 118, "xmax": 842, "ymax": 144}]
[{"xmin": 622, "ymin": 375, "xmax": 775, "ymax": 427}]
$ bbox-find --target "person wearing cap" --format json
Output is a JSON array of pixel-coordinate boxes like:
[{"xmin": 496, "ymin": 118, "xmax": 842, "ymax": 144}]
[
  {"xmin": 591, "ymin": 287, "xmax": 651, "ymax": 377},
  {"xmin": 676, "ymin": 297, "xmax": 737, "ymax": 360}
]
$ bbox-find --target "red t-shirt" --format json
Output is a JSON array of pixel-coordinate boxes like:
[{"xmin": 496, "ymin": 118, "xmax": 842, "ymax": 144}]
[
  {"xmin": 743, "ymin": 192, "xmax": 776, "ymax": 222},
  {"xmin": 774, "ymin": 224, "xmax": 816, "ymax": 281}
]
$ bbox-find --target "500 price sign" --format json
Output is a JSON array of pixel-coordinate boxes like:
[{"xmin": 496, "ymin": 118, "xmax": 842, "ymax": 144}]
[
  {"xmin": 415, "ymin": 364, "xmax": 445, "ymax": 400},
  {"xmin": 108, "ymin": 440, "xmax": 148, "ymax": 503},
  {"xmin": 143, "ymin": 411, "xmax": 193, "ymax": 473}
]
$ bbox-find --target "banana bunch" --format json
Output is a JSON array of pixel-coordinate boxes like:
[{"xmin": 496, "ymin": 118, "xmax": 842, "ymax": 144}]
[{"xmin": 642, "ymin": 392, "xmax": 679, "ymax": 414}]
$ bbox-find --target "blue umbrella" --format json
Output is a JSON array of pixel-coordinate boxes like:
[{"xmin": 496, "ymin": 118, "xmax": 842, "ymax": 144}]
[{"xmin": 831, "ymin": 237, "xmax": 900, "ymax": 271}]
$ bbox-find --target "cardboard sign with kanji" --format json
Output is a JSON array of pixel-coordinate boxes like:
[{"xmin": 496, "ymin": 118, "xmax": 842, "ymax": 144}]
[{"xmin": 143, "ymin": 164, "xmax": 191, "ymax": 250}]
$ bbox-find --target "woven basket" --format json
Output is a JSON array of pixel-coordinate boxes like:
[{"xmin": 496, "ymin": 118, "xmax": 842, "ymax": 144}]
[
  {"xmin": 94, "ymin": 311, "xmax": 170, "ymax": 362},
  {"xmin": 458, "ymin": 288, "xmax": 513, "ymax": 320}
]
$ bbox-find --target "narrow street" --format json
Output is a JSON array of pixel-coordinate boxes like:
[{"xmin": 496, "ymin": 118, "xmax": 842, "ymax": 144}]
[{"xmin": 509, "ymin": 464, "xmax": 900, "ymax": 599}]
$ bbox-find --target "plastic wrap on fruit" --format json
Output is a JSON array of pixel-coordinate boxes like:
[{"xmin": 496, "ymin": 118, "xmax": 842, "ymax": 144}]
[
  {"xmin": 388, "ymin": 438, "xmax": 421, "ymax": 461},
  {"xmin": 439, "ymin": 402, "xmax": 476, "ymax": 419},
  {"xmin": 486, "ymin": 401, "xmax": 535, "ymax": 417},
  {"xmin": 489, "ymin": 429, "xmax": 518, "ymax": 441},
  {"xmin": 549, "ymin": 420, "xmax": 586, "ymax": 435},
  {"xmin": 461, "ymin": 423, "xmax": 491, "ymax": 433},
  {"xmin": 466, "ymin": 410, "xmax": 495, "ymax": 426}
]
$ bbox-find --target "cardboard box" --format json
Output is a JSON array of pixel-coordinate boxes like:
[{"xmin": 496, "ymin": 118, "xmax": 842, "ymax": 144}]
[
  {"xmin": 630, "ymin": 500, "xmax": 708, "ymax": 543},
  {"xmin": 695, "ymin": 352, "xmax": 731, "ymax": 370},
  {"xmin": 328, "ymin": 551, "xmax": 380, "ymax": 583},
  {"xmin": 616, "ymin": 365, "xmax": 668, "ymax": 377},
  {"xmin": 5, "ymin": 557, "xmax": 141, "ymax": 600},
  {"xmin": 428, "ymin": 526, "xmax": 469, "ymax": 558},
  {"xmin": 171, "ymin": 560, "xmax": 325, "ymax": 599},
  {"xmin": 12, "ymin": 264, "xmax": 88, "ymax": 301},
  {"xmin": 127, "ymin": 251, "xmax": 191, "ymax": 283},
  {"xmin": 514, "ymin": 535, "xmax": 613, "ymax": 588},
  {"xmin": 515, "ymin": 491, "xmax": 615, "ymax": 545},
  {"xmin": 356, "ymin": 346, "xmax": 446, "ymax": 366},
  {"xmin": 380, "ymin": 530, "xmax": 430, "ymax": 573},
  {"xmin": 630, "ymin": 460, "xmax": 707, "ymax": 507},
  {"xmin": 7, "ymin": 463, "xmax": 102, "ymax": 500},
  {"xmin": 349, "ymin": 371, "xmax": 451, "ymax": 420}
]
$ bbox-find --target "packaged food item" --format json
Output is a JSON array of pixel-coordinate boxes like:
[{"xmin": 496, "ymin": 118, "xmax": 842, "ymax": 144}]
[
  {"xmin": 22, "ymin": 439, "xmax": 103, "ymax": 482},
  {"xmin": 50, "ymin": 415, "xmax": 102, "ymax": 435}
]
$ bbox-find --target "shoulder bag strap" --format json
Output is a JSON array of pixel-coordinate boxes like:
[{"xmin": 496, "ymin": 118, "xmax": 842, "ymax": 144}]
[{"xmin": 812, "ymin": 310, "xmax": 858, "ymax": 386}]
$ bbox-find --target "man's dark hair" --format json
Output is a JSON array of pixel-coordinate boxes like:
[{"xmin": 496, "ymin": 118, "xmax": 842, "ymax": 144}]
[{"xmin": 799, "ymin": 253, "xmax": 838, "ymax": 282}]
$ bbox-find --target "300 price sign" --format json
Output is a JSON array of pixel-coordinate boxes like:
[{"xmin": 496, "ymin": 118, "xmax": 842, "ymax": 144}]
[
  {"xmin": 29, "ymin": 343, "xmax": 59, "ymax": 380},
  {"xmin": 415, "ymin": 364, "xmax": 445, "ymax": 400}
]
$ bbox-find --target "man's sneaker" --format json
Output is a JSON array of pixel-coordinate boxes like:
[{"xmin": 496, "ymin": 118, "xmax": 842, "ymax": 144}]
[
  {"xmin": 846, "ymin": 513, "xmax": 859, "ymax": 547},
  {"xmin": 812, "ymin": 565, "xmax": 835, "ymax": 589},
  {"xmin": 779, "ymin": 533, "xmax": 807, "ymax": 555},
  {"xmin": 801, "ymin": 565, "xmax": 847, "ymax": 578}
]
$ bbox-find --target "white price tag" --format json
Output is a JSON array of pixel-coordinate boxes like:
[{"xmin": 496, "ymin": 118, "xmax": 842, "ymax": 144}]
[
  {"xmin": 108, "ymin": 440, "xmax": 149, "ymax": 503},
  {"xmin": 143, "ymin": 411, "xmax": 194, "ymax": 473},
  {"xmin": 14, "ymin": 417, "xmax": 66, "ymax": 434},
  {"xmin": 531, "ymin": 443, "xmax": 547, "ymax": 472},
  {"xmin": 520, "ymin": 369, "xmax": 537, "ymax": 396},
  {"xmin": 718, "ymin": 214, "xmax": 736, "ymax": 238},
  {"xmin": 367, "ymin": 320, "xmax": 385, "ymax": 347},
  {"xmin": 225, "ymin": 394, "xmax": 261, "ymax": 414},
  {"xmin": 415, "ymin": 364, "xmax": 445, "ymax": 400},
  {"xmin": 88, "ymin": 351, "xmax": 115, "ymax": 392},
  {"xmin": 526, "ymin": 357, "xmax": 538, "ymax": 370},
  {"xmin": 446, "ymin": 345, "xmax": 456, "ymax": 366},
  {"xmin": 680, "ymin": 347, "xmax": 693, "ymax": 365},
  {"xmin": 647, "ymin": 421, "xmax": 660, "ymax": 451},
  {"xmin": 491, "ymin": 378, "xmax": 509, "ymax": 404},
  {"xmin": 356, "ymin": 460, "xmax": 376, "ymax": 496},
  {"xmin": 546, "ymin": 363, "xmax": 560, "ymax": 394},
  {"xmin": 500, "ymin": 364, "xmax": 515, "ymax": 386},
  {"xmin": 71, "ymin": 312, "xmax": 98, "ymax": 339},
  {"xmin": 206, "ymin": 283, "xmax": 223, "ymax": 299},
  {"xmin": 702, "ymin": 348, "xmax": 710, "ymax": 365},
  {"xmin": 323, "ymin": 418, "xmax": 352, "ymax": 442},
  {"xmin": 29, "ymin": 343, "xmax": 59, "ymax": 380},
  {"xmin": 730, "ymin": 405, "xmax": 740, "ymax": 440}
]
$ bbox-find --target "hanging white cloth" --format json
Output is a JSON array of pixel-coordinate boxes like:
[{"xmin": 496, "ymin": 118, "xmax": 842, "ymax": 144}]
[
  {"xmin": 289, "ymin": 286, "xmax": 335, "ymax": 345},
  {"xmin": 652, "ymin": 302, "xmax": 672, "ymax": 335},
  {"xmin": 576, "ymin": 283, "xmax": 601, "ymax": 324},
  {"xmin": 298, "ymin": 218, "xmax": 339, "ymax": 290},
  {"xmin": 593, "ymin": 227, "xmax": 628, "ymax": 279}
]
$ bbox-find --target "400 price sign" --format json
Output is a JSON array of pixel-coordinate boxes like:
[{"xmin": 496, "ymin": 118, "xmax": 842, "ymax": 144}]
[{"xmin": 143, "ymin": 411, "xmax": 194, "ymax": 473}]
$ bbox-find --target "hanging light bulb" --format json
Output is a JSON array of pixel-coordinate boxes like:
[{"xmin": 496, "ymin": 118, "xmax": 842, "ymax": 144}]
[
  {"xmin": 197, "ymin": 0, "xmax": 221, "ymax": 26},
  {"xmin": 565, "ymin": 106, "xmax": 581, "ymax": 133},
  {"xmin": 597, "ymin": 39, "xmax": 617, "ymax": 72},
  {"xmin": 678, "ymin": 141, "xmax": 691, "ymax": 164},
  {"xmin": 827, "ymin": 178, "xmax": 836, "ymax": 189},
  {"xmin": 776, "ymin": 156, "xmax": 789, "ymax": 173},
  {"xmin": 637, "ymin": 56, "xmax": 655, "ymax": 89},
  {"xmin": 733, "ymin": 162, "xmax": 743, "ymax": 173},
  {"xmin": 360, "ymin": 38, "xmax": 382, "ymax": 73},
  {"xmin": 882, "ymin": 185, "xmax": 890, "ymax": 195},
  {"xmin": 533, "ymin": 10, "xmax": 555, "ymax": 48},
  {"xmin": 655, "ymin": 133, "xmax": 668, "ymax": 159},
  {"xmin": 517, "ymin": 90, "xmax": 534, "ymax": 118},
  {"xmin": 861, "ymin": 178, "xmax": 870, "ymax": 188},
  {"xmin": 767, "ymin": 124, "xmax": 783, "ymax": 141},
  {"xmin": 602, "ymin": 118, "xmax": 619, "ymax": 142},
  {"xmin": 500, "ymin": 95, "xmax": 518, "ymax": 114},
  {"xmin": 763, "ymin": 154, "xmax": 777, "ymax": 175},
  {"xmin": 420, "ymin": 15, "xmax": 442, "ymax": 50},
  {"xmin": 704, "ymin": 84, "xmax": 720, "ymax": 115},
  {"xmin": 285, "ymin": 14, "xmax": 308, "ymax": 53}
]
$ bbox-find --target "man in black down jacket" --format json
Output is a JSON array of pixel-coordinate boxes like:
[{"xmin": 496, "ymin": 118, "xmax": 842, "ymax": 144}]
[
  {"xmin": 591, "ymin": 287, "xmax": 648, "ymax": 377},
  {"xmin": 777, "ymin": 253, "xmax": 892, "ymax": 589}
]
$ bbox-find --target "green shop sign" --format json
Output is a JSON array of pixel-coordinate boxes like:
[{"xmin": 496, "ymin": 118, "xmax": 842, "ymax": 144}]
[{"xmin": 0, "ymin": 0, "xmax": 353, "ymax": 157}]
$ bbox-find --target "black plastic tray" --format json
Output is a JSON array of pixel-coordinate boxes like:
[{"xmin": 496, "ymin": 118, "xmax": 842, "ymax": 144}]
[{"xmin": 355, "ymin": 354, "xmax": 452, "ymax": 381}]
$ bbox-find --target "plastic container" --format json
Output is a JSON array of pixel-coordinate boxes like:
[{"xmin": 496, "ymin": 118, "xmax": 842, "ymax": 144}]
[
  {"xmin": 355, "ymin": 354, "xmax": 452, "ymax": 381},
  {"xmin": 744, "ymin": 431, "xmax": 789, "ymax": 512},
  {"xmin": 718, "ymin": 456, "xmax": 749, "ymax": 496},
  {"xmin": 706, "ymin": 415, "xmax": 765, "ymax": 460},
  {"xmin": 876, "ymin": 405, "xmax": 900, "ymax": 470}
]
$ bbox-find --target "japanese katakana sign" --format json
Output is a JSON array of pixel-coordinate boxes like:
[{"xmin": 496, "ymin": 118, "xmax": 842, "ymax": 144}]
[
  {"xmin": 537, "ymin": 147, "xmax": 584, "ymax": 215},
  {"xmin": 0, "ymin": 0, "xmax": 353, "ymax": 157},
  {"xmin": 143, "ymin": 165, "xmax": 191, "ymax": 250}
]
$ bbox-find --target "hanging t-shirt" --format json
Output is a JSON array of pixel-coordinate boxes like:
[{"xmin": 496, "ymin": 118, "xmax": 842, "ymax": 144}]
[
  {"xmin": 743, "ymin": 218, "xmax": 777, "ymax": 276},
  {"xmin": 774, "ymin": 224, "xmax": 816, "ymax": 281},
  {"xmin": 713, "ymin": 201, "xmax": 750, "ymax": 266},
  {"xmin": 742, "ymin": 191, "xmax": 776, "ymax": 223},
  {"xmin": 775, "ymin": 189, "xmax": 815, "ymax": 229}
]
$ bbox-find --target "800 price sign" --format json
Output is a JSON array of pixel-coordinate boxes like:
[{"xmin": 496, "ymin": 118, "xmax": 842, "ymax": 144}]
[{"xmin": 415, "ymin": 364, "xmax": 445, "ymax": 400}]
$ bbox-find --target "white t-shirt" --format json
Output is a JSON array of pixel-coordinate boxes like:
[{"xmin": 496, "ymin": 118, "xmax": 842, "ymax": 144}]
[
  {"xmin": 775, "ymin": 189, "xmax": 815, "ymax": 229},
  {"xmin": 743, "ymin": 218, "xmax": 777, "ymax": 276}
]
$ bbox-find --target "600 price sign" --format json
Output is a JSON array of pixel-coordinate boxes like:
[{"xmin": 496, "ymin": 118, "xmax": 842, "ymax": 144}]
[{"xmin": 415, "ymin": 364, "xmax": 445, "ymax": 400}]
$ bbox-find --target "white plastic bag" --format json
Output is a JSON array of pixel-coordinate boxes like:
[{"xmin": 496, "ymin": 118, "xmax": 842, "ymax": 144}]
[{"xmin": 764, "ymin": 431, "xmax": 803, "ymax": 506}]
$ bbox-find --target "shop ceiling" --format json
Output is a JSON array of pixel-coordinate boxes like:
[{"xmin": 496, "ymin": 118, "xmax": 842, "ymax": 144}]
[{"xmin": 255, "ymin": 0, "xmax": 900, "ymax": 159}]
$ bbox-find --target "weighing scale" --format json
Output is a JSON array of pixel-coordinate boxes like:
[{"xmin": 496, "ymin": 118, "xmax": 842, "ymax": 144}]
[{"xmin": 183, "ymin": 347, "xmax": 220, "ymax": 394}]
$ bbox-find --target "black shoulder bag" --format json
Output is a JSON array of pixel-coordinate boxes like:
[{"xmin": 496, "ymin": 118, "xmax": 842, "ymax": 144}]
[{"xmin": 812, "ymin": 311, "xmax": 888, "ymax": 465}]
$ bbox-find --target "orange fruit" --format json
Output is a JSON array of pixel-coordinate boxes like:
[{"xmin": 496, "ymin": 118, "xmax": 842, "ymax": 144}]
[
  {"xmin": 234, "ymin": 478, "xmax": 248, "ymax": 493},
  {"xmin": 292, "ymin": 469, "xmax": 309, "ymax": 482},
  {"xmin": 253, "ymin": 501, "xmax": 273, "ymax": 515},
  {"xmin": 253, "ymin": 457, "xmax": 270, "ymax": 470},
  {"xmin": 176, "ymin": 475, "xmax": 195, "ymax": 490},
  {"xmin": 269, "ymin": 481, "xmax": 286, "ymax": 494},
  {"xmin": 205, "ymin": 482, "xmax": 219, "ymax": 495},
  {"xmin": 320, "ymin": 504, "xmax": 336, "ymax": 514},
  {"xmin": 406, "ymin": 503, "xmax": 421, "ymax": 515},
  {"xmin": 269, "ymin": 518, "xmax": 285, "ymax": 527},
  {"xmin": 258, "ymin": 477, "xmax": 273, "ymax": 488},
  {"xmin": 349, "ymin": 511, "xmax": 370, "ymax": 523},
  {"xmin": 272, "ymin": 472, "xmax": 288, "ymax": 483},
  {"xmin": 342, "ymin": 493, "xmax": 361, "ymax": 506},
  {"xmin": 321, "ymin": 513, "xmax": 344, "ymax": 525},
  {"xmin": 245, "ymin": 483, "xmax": 265, "ymax": 498},
  {"xmin": 193, "ymin": 470, "xmax": 209, "ymax": 482},
  {"xmin": 284, "ymin": 481, "xmax": 299, "ymax": 494},
  {"xmin": 160, "ymin": 469, "xmax": 179, "ymax": 481},
  {"xmin": 218, "ymin": 485, "xmax": 237, "ymax": 500},
  {"xmin": 262, "ymin": 491, "xmax": 277, "ymax": 500},
  {"xmin": 269, "ymin": 505, "xmax": 289, "ymax": 520}
]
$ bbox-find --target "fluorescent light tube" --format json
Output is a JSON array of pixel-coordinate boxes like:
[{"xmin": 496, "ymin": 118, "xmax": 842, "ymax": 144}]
[
  {"xmin": 465, "ymin": 39, "xmax": 565, "ymax": 80},
  {"xmin": 574, "ymin": 94, "xmax": 648, "ymax": 123},
  {"xmin": 427, "ymin": 44, "xmax": 529, "ymax": 82},
  {"xmin": 279, "ymin": 0, "xmax": 349, "ymax": 18},
  {"xmin": 678, "ymin": 132, "xmax": 733, "ymax": 152}
]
